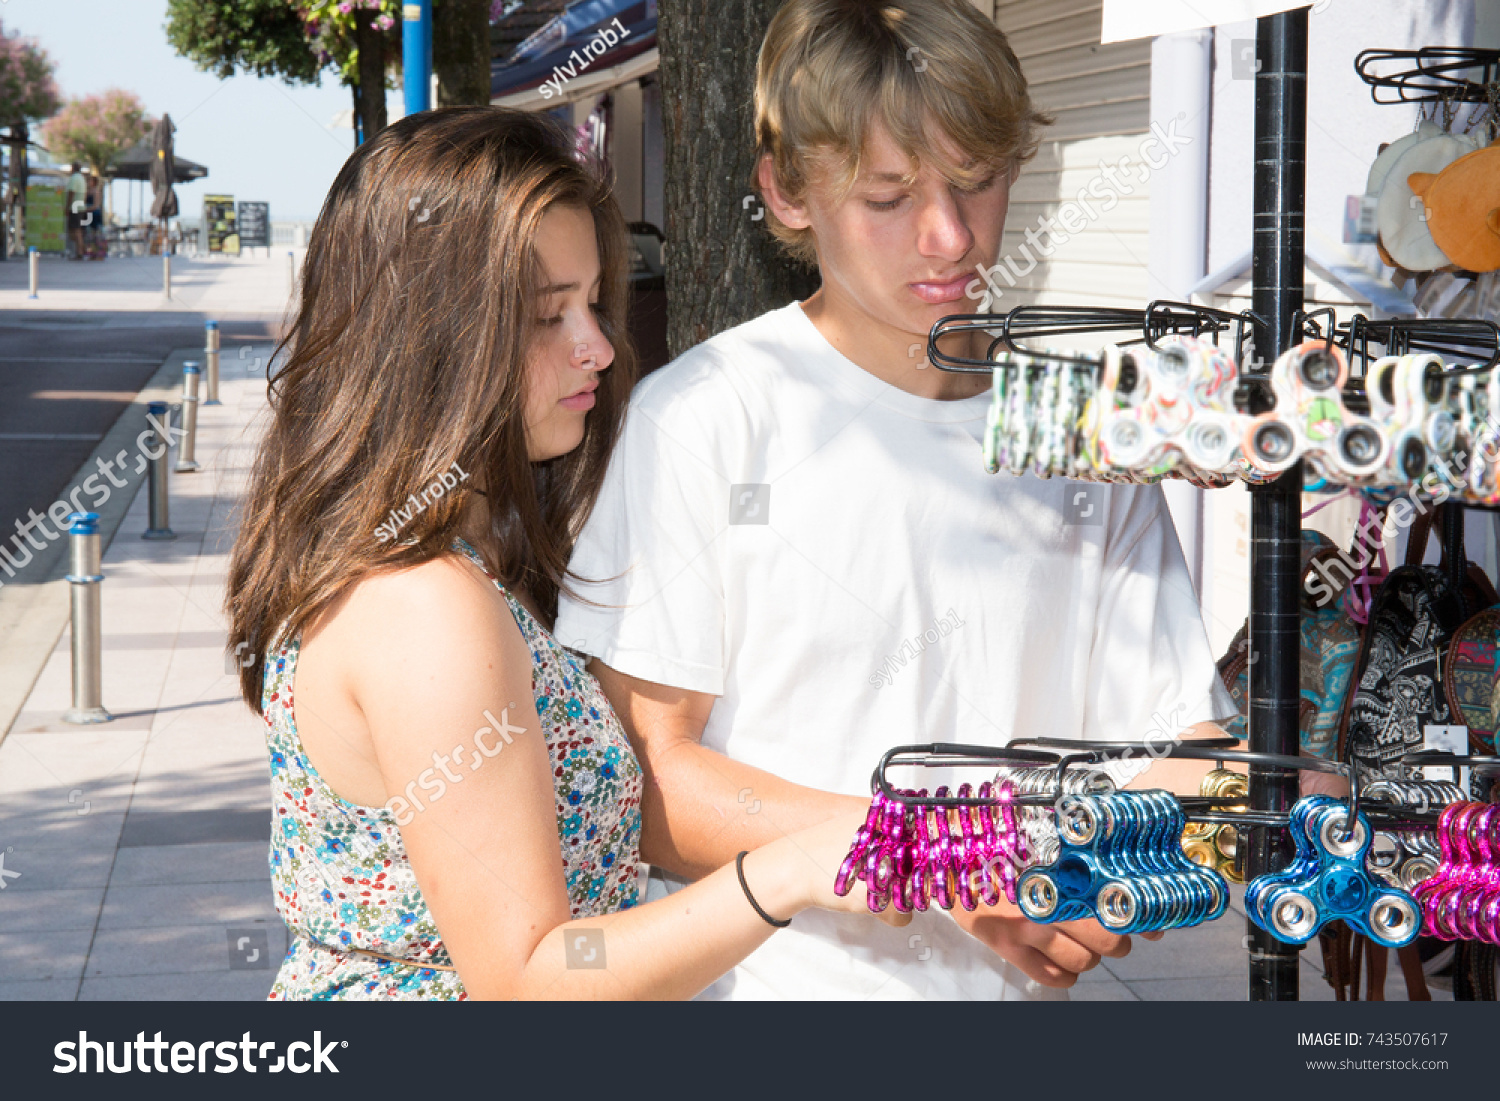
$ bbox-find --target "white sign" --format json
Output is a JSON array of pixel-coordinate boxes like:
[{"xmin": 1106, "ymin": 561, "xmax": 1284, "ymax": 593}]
[
  {"xmin": 1421, "ymin": 724, "xmax": 1470, "ymax": 790},
  {"xmin": 1101, "ymin": 1, "xmax": 1318, "ymax": 44}
]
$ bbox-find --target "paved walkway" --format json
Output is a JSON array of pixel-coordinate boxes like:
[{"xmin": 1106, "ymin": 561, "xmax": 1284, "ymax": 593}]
[
  {"xmin": 0, "ymin": 252, "xmax": 303, "ymax": 317},
  {"xmin": 0, "ymin": 352, "xmax": 283, "ymax": 999}
]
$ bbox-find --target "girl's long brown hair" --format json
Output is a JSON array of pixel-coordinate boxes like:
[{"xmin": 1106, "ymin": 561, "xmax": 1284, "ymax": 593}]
[{"xmin": 227, "ymin": 107, "xmax": 635, "ymax": 709}]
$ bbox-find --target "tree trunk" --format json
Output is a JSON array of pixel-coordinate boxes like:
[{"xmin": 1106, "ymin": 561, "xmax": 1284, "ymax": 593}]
[
  {"xmin": 434, "ymin": 0, "xmax": 492, "ymax": 107},
  {"xmin": 7, "ymin": 123, "xmax": 29, "ymax": 256},
  {"xmin": 354, "ymin": 9, "xmax": 389, "ymax": 141},
  {"xmin": 658, "ymin": 0, "xmax": 819, "ymax": 357}
]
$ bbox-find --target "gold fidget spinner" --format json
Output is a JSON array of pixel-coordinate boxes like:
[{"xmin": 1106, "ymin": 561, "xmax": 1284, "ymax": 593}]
[{"xmin": 1181, "ymin": 769, "xmax": 1248, "ymax": 884}]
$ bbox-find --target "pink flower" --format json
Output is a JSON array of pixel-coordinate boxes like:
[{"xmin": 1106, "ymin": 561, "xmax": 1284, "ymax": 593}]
[{"xmin": 375, "ymin": 13, "xmax": 394, "ymax": 29}]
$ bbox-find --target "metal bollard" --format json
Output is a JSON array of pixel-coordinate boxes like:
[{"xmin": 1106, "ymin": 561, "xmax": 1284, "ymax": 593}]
[
  {"xmin": 176, "ymin": 362, "xmax": 201, "ymax": 473},
  {"xmin": 204, "ymin": 319, "xmax": 221, "ymax": 405},
  {"xmin": 287, "ymin": 250, "xmax": 296, "ymax": 292},
  {"xmin": 142, "ymin": 401, "xmax": 176, "ymax": 540},
  {"xmin": 163, "ymin": 252, "xmax": 172, "ymax": 299},
  {"xmin": 62, "ymin": 512, "xmax": 111, "ymax": 725},
  {"xmin": 28, "ymin": 246, "xmax": 39, "ymax": 299}
]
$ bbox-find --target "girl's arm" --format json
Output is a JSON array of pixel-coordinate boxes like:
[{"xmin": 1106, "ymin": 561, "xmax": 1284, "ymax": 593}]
[{"xmin": 333, "ymin": 555, "xmax": 897, "ymax": 1000}]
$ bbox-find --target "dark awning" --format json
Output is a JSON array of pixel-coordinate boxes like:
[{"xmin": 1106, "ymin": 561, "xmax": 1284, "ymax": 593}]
[
  {"xmin": 491, "ymin": 0, "xmax": 656, "ymax": 100},
  {"xmin": 110, "ymin": 140, "xmax": 208, "ymax": 183}
]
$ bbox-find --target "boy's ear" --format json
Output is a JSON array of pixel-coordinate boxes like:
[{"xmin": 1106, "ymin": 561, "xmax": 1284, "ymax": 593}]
[{"xmin": 757, "ymin": 155, "xmax": 811, "ymax": 231}]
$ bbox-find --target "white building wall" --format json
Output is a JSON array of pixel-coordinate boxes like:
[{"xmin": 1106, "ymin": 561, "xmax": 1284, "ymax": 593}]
[{"xmin": 993, "ymin": 0, "xmax": 1154, "ymax": 311}]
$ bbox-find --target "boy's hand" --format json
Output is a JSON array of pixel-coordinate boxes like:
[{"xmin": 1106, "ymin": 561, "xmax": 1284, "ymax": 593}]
[
  {"xmin": 951, "ymin": 899, "xmax": 1155, "ymax": 987},
  {"xmin": 1299, "ymin": 768, "xmax": 1350, "ymax": 798}
]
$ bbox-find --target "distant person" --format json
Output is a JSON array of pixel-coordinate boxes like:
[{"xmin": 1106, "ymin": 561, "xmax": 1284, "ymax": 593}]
[
  {"xmin": 83, "ymin": 173, "xmax": 105, "ymax": 260},
  {"xmin": 65, "ymin": 163, "xmax": 86, "ymax": 260},
  {"xmin": 225, "ymin": 107, "xmax": 903, "ymax": 1000}
]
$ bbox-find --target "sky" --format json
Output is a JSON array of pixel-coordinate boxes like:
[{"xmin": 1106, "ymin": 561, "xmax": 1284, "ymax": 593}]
[{"xmin": 4, "ymin": 0, "xmax": 405, "ymax": 222}]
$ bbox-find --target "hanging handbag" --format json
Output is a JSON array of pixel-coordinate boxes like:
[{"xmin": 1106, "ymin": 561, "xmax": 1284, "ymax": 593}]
[
  {"xmin": 1217, "ymin": 529, "xmax": 1363, "ymax": 758},
  {"xmin": 1338, "ymin": 503, "xmax": 1498, "ymax": 785}
]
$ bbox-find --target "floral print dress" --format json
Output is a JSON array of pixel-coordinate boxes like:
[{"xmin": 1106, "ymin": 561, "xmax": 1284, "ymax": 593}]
[{"xmin": 262, "ymin": 539, "xmax": 643, "ymax": 999}]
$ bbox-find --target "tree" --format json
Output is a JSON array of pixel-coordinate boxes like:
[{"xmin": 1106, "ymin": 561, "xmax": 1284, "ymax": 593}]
[
  {"xmin": 657, "ymin": 0, "xmax": 818, "ymax": 356},
  {"xmin": 162, "ymin": 0, "xmax": 324, "ymax": 83},
  {"xmin": 296, "ymin": 0, "xmax": 400, "ymax": 141},
  {"xmin": 42, "ymin": 90, "xmax": 151, "ymax": 178},
  {"xmin": 0, "ymin": 20, "xmax": 62, "ymax": 256},
  {"xmin": 433, "ymin": 0, "xmax": 492, "ymax": 107},
  {"xmin": 165, "ymin": 0, "xmax": 401, "ymax": 145}
]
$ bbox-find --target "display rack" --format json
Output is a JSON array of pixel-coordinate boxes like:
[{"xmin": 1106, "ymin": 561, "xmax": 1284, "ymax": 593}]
[
  {"xmin": 918, "ymin": 9, "xmax": 1500, "ymax": 1001},
  {"xmin": 1353, "ymin": 47, "xmax": 1500, "ymax": 105}
]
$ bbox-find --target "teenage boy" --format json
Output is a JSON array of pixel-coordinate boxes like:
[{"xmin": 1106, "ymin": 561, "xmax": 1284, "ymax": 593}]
[{"xmin": 556, "ymin": 0, "xmax": 1234, "ymax": 1000}]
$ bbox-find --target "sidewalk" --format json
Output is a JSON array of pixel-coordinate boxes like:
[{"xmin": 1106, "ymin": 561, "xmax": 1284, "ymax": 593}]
[
  {"xmin": 0, "ymin": 353, "xmax": 284, "ymax": 999},
  {"xmin": 0, "ymin": 252, "xmax": 303, "ymax": 317}
]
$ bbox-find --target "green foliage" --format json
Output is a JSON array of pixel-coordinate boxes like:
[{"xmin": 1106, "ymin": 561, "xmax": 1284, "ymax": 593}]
[
  {"xmin": 0, "ymin": 19, "xmax": 62, "ymax": 128},
  {"xmin": 294, "ymin": 0, "xmax": 403, "ymax": 87},
  {"xmin": 41, "ymin": 89, "xmax": 152, "ymax": 176},
  {"xmin": 164, "ymin": 0, "xmax": 325, "ymax": 84},
  {"xmin": 165, "ymin": 0, "xmax": 403, "ymax": 88}
]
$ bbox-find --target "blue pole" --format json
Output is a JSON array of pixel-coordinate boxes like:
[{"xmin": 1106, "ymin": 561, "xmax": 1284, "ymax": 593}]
[{"xmin": 403, "ymin": 0, "xmax": 433, "ymax": 116}]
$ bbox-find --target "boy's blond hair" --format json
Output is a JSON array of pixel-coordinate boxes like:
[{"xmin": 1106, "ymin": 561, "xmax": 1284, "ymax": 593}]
[{"xmin": 753, "ymin": 0, "xmax": 1050, "ymax": 265}]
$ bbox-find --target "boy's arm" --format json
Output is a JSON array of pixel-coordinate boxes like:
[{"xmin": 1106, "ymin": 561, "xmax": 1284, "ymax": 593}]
[
  {"xmin": 590, "ymin": 660, "xmax": 1142, "ymax": 988},
  {"xmin": 588, "ymin": 660, "xmax": 862, "ymax": 877}
]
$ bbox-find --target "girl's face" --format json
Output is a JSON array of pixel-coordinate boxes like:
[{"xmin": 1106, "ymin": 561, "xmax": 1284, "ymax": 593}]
[{"xmin": 524, "ymin": 204, "xmax": 615, "ymax": 461}]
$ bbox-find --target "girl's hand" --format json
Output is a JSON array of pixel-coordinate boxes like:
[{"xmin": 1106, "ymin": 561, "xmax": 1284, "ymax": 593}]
[{"xmin": 781, "ymin": 806, "xmax": 912, "ymax": 927}]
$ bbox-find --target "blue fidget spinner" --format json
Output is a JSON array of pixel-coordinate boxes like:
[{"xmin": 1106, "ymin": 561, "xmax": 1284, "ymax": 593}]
[
  {"xmin": 1015, "ymin": 790, "xmax": 1229, "ymax": 934},
  {"xmin": 1245, "ymin": 796, "xmax": 1421, "ymax": 949}
]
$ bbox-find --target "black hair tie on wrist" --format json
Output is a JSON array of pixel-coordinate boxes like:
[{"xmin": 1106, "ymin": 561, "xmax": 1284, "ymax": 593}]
[{"xmin": 736, "ymin": 850, "xmax": 791, "ymax": 928}]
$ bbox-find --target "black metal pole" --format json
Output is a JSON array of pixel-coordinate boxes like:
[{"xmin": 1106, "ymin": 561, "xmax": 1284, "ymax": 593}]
[{"xmin": 1246, "ymin": 9, "xmax": 1307, "ymax": 1002}]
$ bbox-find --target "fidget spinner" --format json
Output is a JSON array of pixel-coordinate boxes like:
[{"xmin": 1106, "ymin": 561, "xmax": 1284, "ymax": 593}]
[
  {"xmin": 1181, "ymin": 768, "xmax": 1248, "ymax": 884},
  {"xmin": 1090, "ymin": 338, "xmax": 1245, "ymax": 483},
  {"xmin": 1245, "ymin": 796, "xmax": 1421, "ymax": 949},
  {"xmin": 1464, "ymin": 369, "xmax": 1500, "ymax": 504},
  {"xmin": 983, "ymin": 352, "xmax": 1101, "ymax": 480},
  {"xmin": 1364, "ymin": 353, "xmax": 1455, "ymax": 487},
  {"xmin": 1412, "ymin": 801, "xmax": 1500, "ymax": 945},
  {"xmin": 1362, "ymin": 778, "xmax": 1464, "ymax": 892},
  {"xmin": 1245, "ymin": 342, "xmax": 1389, "ymax": 483},
  {"xmin": 834, "ymin": 782, "xmax": 1029, "ymax": 914},
  {"xmin": 1015, "ymin": 790, "xmax": 1229, "ymax": 934},
  {"xmin": 994, "ymin": 764, "xmax": 1115, "ymax": 869}
]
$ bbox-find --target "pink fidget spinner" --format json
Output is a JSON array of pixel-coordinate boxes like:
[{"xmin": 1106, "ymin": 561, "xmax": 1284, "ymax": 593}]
[
  {"xmin": 1413, "ymin": 802, "xmax": 1500, "ymax": 944},
  {"xmin": 833, "ymin": 782, "xmax": 1030, "ymax": 914}
]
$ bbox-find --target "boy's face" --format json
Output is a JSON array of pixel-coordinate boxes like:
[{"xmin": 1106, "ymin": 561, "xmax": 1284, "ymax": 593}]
[{"xmin": 789, "ymin": 118, "xmax": 1010, "ymax": 341}]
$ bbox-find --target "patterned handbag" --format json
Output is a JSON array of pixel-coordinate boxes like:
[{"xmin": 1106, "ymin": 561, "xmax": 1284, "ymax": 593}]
[
  {"xmin": 1339, "ymin": 506, "xmax": 1498, "ymax": 785},
  {"xmin": 1443, "ymin": 607, "xmax": 1500, "ymax": 756},
  {"xmin": 1217, "ymin": 530, "xmax": 1362, "ymax": 758}
]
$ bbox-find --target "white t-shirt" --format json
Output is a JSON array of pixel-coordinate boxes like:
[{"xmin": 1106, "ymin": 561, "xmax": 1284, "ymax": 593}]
[{"xmin": 556, "ymin": 301, "xmax": 1235, "ymax": 1000}]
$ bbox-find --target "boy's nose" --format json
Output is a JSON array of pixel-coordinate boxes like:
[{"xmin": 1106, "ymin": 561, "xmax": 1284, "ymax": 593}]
[{"xmin": 918, "ymin": 193, "xmax": 975, "ymax": 260}]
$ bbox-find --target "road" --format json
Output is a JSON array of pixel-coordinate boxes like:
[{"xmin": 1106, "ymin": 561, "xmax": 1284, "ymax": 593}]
[{"xmin": 0, "ymin": 311, "xmax": 280, "ymax": 543}]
